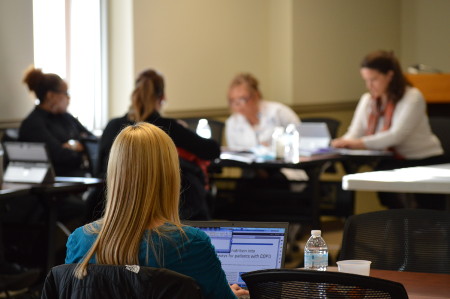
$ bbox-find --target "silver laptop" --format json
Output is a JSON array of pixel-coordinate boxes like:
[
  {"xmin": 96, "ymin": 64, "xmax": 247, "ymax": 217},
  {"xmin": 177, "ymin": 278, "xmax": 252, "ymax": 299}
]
[
  {"xmin": 2, "ymin": 141, "xmax": 55, "ymax": 183},
  {"xmin": 297, "ymin": 122, "xmax": 334, "ymax": 156},
  {"xmin": 183, "ymin": 221, "xmax": 289, "ymax": 288}
]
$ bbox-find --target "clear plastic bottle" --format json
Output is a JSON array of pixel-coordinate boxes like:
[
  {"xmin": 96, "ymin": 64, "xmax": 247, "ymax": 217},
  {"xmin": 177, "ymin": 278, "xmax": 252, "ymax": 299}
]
[
  {"xmin": 271, "ymin": 126, "xmax": 285, "ymax": 160},
  {"xmin": 284, "ymin": 124, "xmax": 300, "ymax": 163},
  {"xmin": 304, "ymin": 230, "xmax": 328, "ymax": 271},
  {"xmin": 196, "ymin": 118, "xmax": 212, "ymax": 139}
]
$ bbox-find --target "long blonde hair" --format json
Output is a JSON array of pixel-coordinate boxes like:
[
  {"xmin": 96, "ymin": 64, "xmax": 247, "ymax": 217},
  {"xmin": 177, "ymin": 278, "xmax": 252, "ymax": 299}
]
[
  {"xmin": 128, "ymin": 69, "xmax": 165, "ymax": 122},
  {"xmin": 75, "ymin": 123, "xmax": 181, "ymax": 278}
]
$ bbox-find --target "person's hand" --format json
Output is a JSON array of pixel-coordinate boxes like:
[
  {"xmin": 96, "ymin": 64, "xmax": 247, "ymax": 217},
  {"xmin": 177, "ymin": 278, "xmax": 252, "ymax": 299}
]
[
  {"xmin": 331, "ymin": 138, "xmax": 366, "ymax": 149},
  {"xmin": 230, "ymin": 284, "xmax": 249, "ymax": 297},
  {"xmin": 62, "ymin": 140, "xmax": 85, "ymax": 152}
]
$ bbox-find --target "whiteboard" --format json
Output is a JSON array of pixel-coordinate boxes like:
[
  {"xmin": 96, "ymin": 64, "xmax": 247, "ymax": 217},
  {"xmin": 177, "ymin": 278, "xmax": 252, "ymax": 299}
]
[{"xmin": 0, "ymin": 0, "xmax": 35, "ymax": 128}]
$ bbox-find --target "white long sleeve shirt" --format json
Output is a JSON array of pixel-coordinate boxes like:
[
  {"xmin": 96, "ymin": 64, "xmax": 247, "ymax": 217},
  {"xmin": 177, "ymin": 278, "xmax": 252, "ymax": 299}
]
[
  {"xmin": 225, "ymin": 100, "xmax": 300, "ymax": 150},
  {"xmin": 343, "ymin": 87, "xmax": 443, "ymax": 159}
]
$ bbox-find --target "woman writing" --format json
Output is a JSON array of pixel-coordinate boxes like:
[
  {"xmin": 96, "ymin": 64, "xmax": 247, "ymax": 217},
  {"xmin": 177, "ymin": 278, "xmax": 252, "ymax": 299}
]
[
  {"xmin": 66, "ymin": 123, "xmax": 248, "ymax": 298},
  {"xmin": 97, "ymin": 69, "xmax": 220, "ymax": 220},
  {"xmin": 332, "ymin": 50, "xmax": 444, "ymax": 208}
]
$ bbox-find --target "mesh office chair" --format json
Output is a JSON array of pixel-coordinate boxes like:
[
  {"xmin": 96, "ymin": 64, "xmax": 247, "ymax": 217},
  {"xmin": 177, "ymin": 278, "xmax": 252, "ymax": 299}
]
[
  {"xmin": 179, "ymin": 117, "xmax": 225, "ymax": 145},
  {"xmin": 339, "ymin": 209, "xmax": 450, "ymax": 274},
  {"xmin": 41, "ymin": 264, "xmax": 203, "ymax": 299},
  {"xmin": 241, "ymin": 268, "xmax": 408, "ymax": 299}
]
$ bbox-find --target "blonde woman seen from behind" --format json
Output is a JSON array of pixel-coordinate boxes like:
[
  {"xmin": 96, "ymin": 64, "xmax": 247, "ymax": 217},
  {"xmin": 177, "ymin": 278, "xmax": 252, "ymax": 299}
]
[{"xmin": 65, "ymin": 123, "xmax": 248, "ymax": 298}]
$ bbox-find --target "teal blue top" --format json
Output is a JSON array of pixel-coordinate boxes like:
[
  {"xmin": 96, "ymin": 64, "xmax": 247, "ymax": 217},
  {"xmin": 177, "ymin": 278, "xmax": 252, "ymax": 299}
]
[{"xmin": 65, "ymin": 223, "xmax": 237, "ymax": 299}]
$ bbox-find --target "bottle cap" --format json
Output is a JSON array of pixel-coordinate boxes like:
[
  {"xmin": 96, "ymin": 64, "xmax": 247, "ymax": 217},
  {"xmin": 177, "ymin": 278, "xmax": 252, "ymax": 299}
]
[{"xmin": 311, "ymin": 230, "xmax": 321, "ymax": 237}]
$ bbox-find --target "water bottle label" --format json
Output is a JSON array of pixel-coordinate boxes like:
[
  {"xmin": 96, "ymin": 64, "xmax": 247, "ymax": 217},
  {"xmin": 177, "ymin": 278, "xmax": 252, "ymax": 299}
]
[{"xmin": 304, "ymin": 252, "xmax": 328, "ymax": 268}]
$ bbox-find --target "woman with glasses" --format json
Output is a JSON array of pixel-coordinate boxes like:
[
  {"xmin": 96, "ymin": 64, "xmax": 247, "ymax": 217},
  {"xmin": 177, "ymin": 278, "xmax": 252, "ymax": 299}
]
[
  {"xmin": 225, "ymin": 73, "xmax": 300, "ymax": 150},
  {"xmin": 20, "ymin": 67, "xmax": 93, "ymax": 177}
]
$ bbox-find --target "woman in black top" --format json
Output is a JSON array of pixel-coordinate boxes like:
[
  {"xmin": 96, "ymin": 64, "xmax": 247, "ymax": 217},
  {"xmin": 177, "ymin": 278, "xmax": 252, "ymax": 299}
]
[
  {"xmin": 97, "ymin": 69, "xmax": 220, "ymax": 220},
  {"xmin": 19, "ymin": 67, "xmax": 93, "ymax": 177}
]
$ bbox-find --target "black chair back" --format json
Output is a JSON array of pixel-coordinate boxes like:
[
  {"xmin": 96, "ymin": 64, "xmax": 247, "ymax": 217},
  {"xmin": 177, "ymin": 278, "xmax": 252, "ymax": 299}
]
[
  {"xmin": 339, "ymin": 209, "xmax": 450, "ymax": 274},
  {"xmin": 180, "ymin": 118, "xmax": 224, "ymax": 145},
  {"xmin": 81, "ymin": 137, "xmax": 100, "ymax": 177},
  {"xmin": 429, "ymin": 116, "xmax": 450, "ymax": 162},
  {"xmin": 241, "ymin": 268, "xmax": 408, "ymax": 299},
  {"xmin": 42, "ymin": 264, "xmax": 203, "ymax": 299}
]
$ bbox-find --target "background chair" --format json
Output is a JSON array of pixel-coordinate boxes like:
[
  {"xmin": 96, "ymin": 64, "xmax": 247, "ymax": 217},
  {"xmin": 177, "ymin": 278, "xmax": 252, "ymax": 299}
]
[
  {"xmin": 41, "ymin": 264, "xmax": 202, "ymax": 299},
  {"xmin": 302, "ymin": 117, "xmax": 355, "ymax": 218},
  {"xmin": 339, "ymin": 209, "xmax": 450, "ymax": 274},
  {"xmin": 241, "ymin": 268, "xmax": 408, "ymax": 299},
  {"xmin": 180, "ymin": 117, "xmax": 225, "ymax": 145},
  {"xmin": 429, "ymin": 116, "xmax": 450, "ymax": 163},
  {"xmin": 80, "ymin": 137, "xmax": 100, "ymax": 177}
]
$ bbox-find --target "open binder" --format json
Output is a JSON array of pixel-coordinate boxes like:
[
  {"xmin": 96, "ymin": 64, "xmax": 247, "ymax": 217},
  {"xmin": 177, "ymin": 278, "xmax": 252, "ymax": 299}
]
[{"xmin": 2, "ymin": 141, "xmax": 55, "ymax": 184}]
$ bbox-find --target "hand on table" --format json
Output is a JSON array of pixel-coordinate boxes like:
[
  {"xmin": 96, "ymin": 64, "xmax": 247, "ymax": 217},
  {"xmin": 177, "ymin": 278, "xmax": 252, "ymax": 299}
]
[{"xmin": 331, "ymin": 138, "xmax": 366, "ymax": 150}]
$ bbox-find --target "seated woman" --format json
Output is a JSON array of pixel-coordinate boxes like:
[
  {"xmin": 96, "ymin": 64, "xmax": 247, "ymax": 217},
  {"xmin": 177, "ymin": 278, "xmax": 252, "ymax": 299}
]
[
  {"xmin": 332, "ymin": 50, "xmax": 445, "ymax": 209},
  {"xmin": 225, "ymin": 73, "xmax": 300, "ymax": 150},
  {"xmin": 66, "ymin": 123, "xmax": 248, "ymax": 298},
  {"xmin": 20, "ymin": 67, "xmax": 93, "ymax": 177},
  {"xmin": 97, "ymin": 69, "xmax": 220, "ymax": 220}
]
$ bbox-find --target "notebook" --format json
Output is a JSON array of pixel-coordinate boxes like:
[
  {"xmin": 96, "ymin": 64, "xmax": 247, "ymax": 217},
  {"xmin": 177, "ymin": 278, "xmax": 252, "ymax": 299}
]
[
  {"xmin": 2, "ymin": 141, "xmax": 55, "ymax": 183},
  {"xmin": 297, "ymin": 122, "xmax": 334, "ymax": 156},
  {"xmin": 183, "ymin": 221, "xmax": 289, "ymax": 287}
]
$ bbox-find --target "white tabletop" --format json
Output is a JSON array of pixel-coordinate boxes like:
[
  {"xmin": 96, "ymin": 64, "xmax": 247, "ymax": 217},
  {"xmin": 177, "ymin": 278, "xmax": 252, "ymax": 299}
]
[{"xmin": 342, "ymin": 163, "xmax": 450, "ymax": 194}]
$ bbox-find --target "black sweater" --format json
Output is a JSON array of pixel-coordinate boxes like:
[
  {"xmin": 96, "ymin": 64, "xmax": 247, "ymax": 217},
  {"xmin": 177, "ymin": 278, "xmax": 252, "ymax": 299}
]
[
  {"xmin": 18, "ymin": 107, "xmax": 92, "ymax": 176},
  {"xmin": 97, "ymin": 112, "xmax": 221, "ymax": 178}
]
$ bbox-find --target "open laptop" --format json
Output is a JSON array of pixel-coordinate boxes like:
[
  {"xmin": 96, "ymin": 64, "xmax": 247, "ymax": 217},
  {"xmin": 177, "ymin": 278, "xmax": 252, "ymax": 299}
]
[
  {"xmin": 183, "ymin": 221, "xmax": 289, "ymax": 288},
  {"xmin": 297, "ymin": 122, "xmax": 335, "ymax": 156},
  {"xmin": 2, "ymin": 141, "xmax": 55, "ymax": 184}
]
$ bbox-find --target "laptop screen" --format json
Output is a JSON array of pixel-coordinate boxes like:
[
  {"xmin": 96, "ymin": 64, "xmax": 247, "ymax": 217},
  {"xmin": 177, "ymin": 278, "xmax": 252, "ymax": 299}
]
[
  {"xmin": 184, "ymin": 221, "xmax": 288, "ymax": 287},
  {"xmin": 297, "ymin": 122, "xmax": 331, "ymax": 151},
  {"xmin": 3, "ymin": 141, "xmax": 50, "ymax": 163}
]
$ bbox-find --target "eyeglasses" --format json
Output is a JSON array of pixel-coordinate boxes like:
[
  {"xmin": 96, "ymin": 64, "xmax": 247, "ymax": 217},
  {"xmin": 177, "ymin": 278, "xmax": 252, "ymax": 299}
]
[
  {"xmin": 54, "ymin": 90, "xmax": 70, "ymax": 97},
  {"xmin": 229, "ymin": 97, "xmax": 249, "ymax": 106}
]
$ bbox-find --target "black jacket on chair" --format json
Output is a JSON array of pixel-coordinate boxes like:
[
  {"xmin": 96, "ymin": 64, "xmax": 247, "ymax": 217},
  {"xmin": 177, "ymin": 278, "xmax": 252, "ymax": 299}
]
[{"xmin": 41, "ymin": 264, "xmax": 203, "ymax": 299}]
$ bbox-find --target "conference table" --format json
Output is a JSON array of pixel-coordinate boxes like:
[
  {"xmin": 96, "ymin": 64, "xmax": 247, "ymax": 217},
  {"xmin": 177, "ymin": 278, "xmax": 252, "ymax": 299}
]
[
  {"xmin": 342, "ymin": 163, "xmax": 450, "ymax": 210},
  {"xmin": 211, "ymin": 149, "xmax": 392, "ymax": 228},
  {"xmin": 1, "ymin": 176, "xmax": 104, "ymax": 270},
  {"xmin": 327, "ymin": 267, "xmax": 450, "ymax": 299}
]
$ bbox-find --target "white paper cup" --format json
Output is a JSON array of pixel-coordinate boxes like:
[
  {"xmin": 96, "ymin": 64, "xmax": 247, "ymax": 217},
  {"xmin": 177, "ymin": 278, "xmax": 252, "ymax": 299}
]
[{"xmin": 336, "ymin": 260, "xmax": 372, "ymax": 276}]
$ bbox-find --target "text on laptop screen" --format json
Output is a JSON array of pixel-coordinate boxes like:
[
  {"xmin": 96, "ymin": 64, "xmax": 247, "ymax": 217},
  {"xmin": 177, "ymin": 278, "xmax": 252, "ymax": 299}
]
[{"xmin": 196, "ymin": 225, "xmax": 286, "ymax": 287}]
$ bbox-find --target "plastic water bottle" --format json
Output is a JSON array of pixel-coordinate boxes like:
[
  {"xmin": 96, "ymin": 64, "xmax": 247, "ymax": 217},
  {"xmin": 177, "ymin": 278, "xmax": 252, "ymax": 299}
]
[
  {"xmin": 304, "ymin": 230, "xmax": 328, "ymax": 271},
  {"xmin": 196, "ymin": 118, "xmax": 212, "ymax": 139},
  {"xmin": 271, "ymin": 126, "xmax": 285, "ymax": 159},
  {"xmin": 284, "ymin": 124, "xmax": 300, "ymax": 163}
]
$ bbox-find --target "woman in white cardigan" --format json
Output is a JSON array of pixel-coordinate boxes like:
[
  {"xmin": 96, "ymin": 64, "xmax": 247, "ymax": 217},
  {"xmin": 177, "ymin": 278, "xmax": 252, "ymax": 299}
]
[{"xmin": 332, "ymin": 50, "xmax": 445, "ymax": 209}]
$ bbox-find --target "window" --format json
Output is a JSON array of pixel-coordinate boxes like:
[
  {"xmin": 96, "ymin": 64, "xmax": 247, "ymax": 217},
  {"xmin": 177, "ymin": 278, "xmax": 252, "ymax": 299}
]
[{"xmin": 33, "ymin": 0, "xmax": 107, "ymax": 134}]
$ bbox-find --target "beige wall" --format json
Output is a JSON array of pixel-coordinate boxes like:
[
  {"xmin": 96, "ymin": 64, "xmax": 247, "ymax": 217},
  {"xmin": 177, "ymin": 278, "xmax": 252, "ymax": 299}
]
[
  {"xmin": 133, "ymin": 0, "xmax": 271, "ymax": 114},
  {"xmin": 108, "ymin": 0, "xmax": 449, "ymax": 122},
  {"xmin": 108, "ymin": 0, "xmax": 135, "ymax": 118},
  {"xmin": 292, "ymin": 0, "xmax": 401, "ymax": 105},
  {"xmin": 400, "ymin": 0, "xmax": 450, "ymax": 72}
]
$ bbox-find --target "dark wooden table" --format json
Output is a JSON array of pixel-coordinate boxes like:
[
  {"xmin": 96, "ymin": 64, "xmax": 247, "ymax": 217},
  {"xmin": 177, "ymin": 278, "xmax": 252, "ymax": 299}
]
[
  {"xmin": 327, "ymin": 266, "xmax": 450, "ymax": 299},
  {"xmin": 211, "ymin": 151, "xmax": 342, "ymax": 228},
  {"xmin": 1, "ymin": 177, "xmax": 104, "ymax": 270}
]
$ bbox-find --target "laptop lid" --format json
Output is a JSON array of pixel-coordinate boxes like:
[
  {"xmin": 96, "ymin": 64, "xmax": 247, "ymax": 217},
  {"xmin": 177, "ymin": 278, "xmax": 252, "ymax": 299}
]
[
  {"xmin": 2, "ymin": 142, "xmax": 55, "ymax": 183},
  {"xmin": 184, "ymin": 221, "xmax": 289, "ymax": 287},
  {"xmin": 3, "ymin": 141, "xmax": 50, "ymax": 163},
  {"xmin": 297, "ymin": 122, "xmax": 331, "ymax": 152}
]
